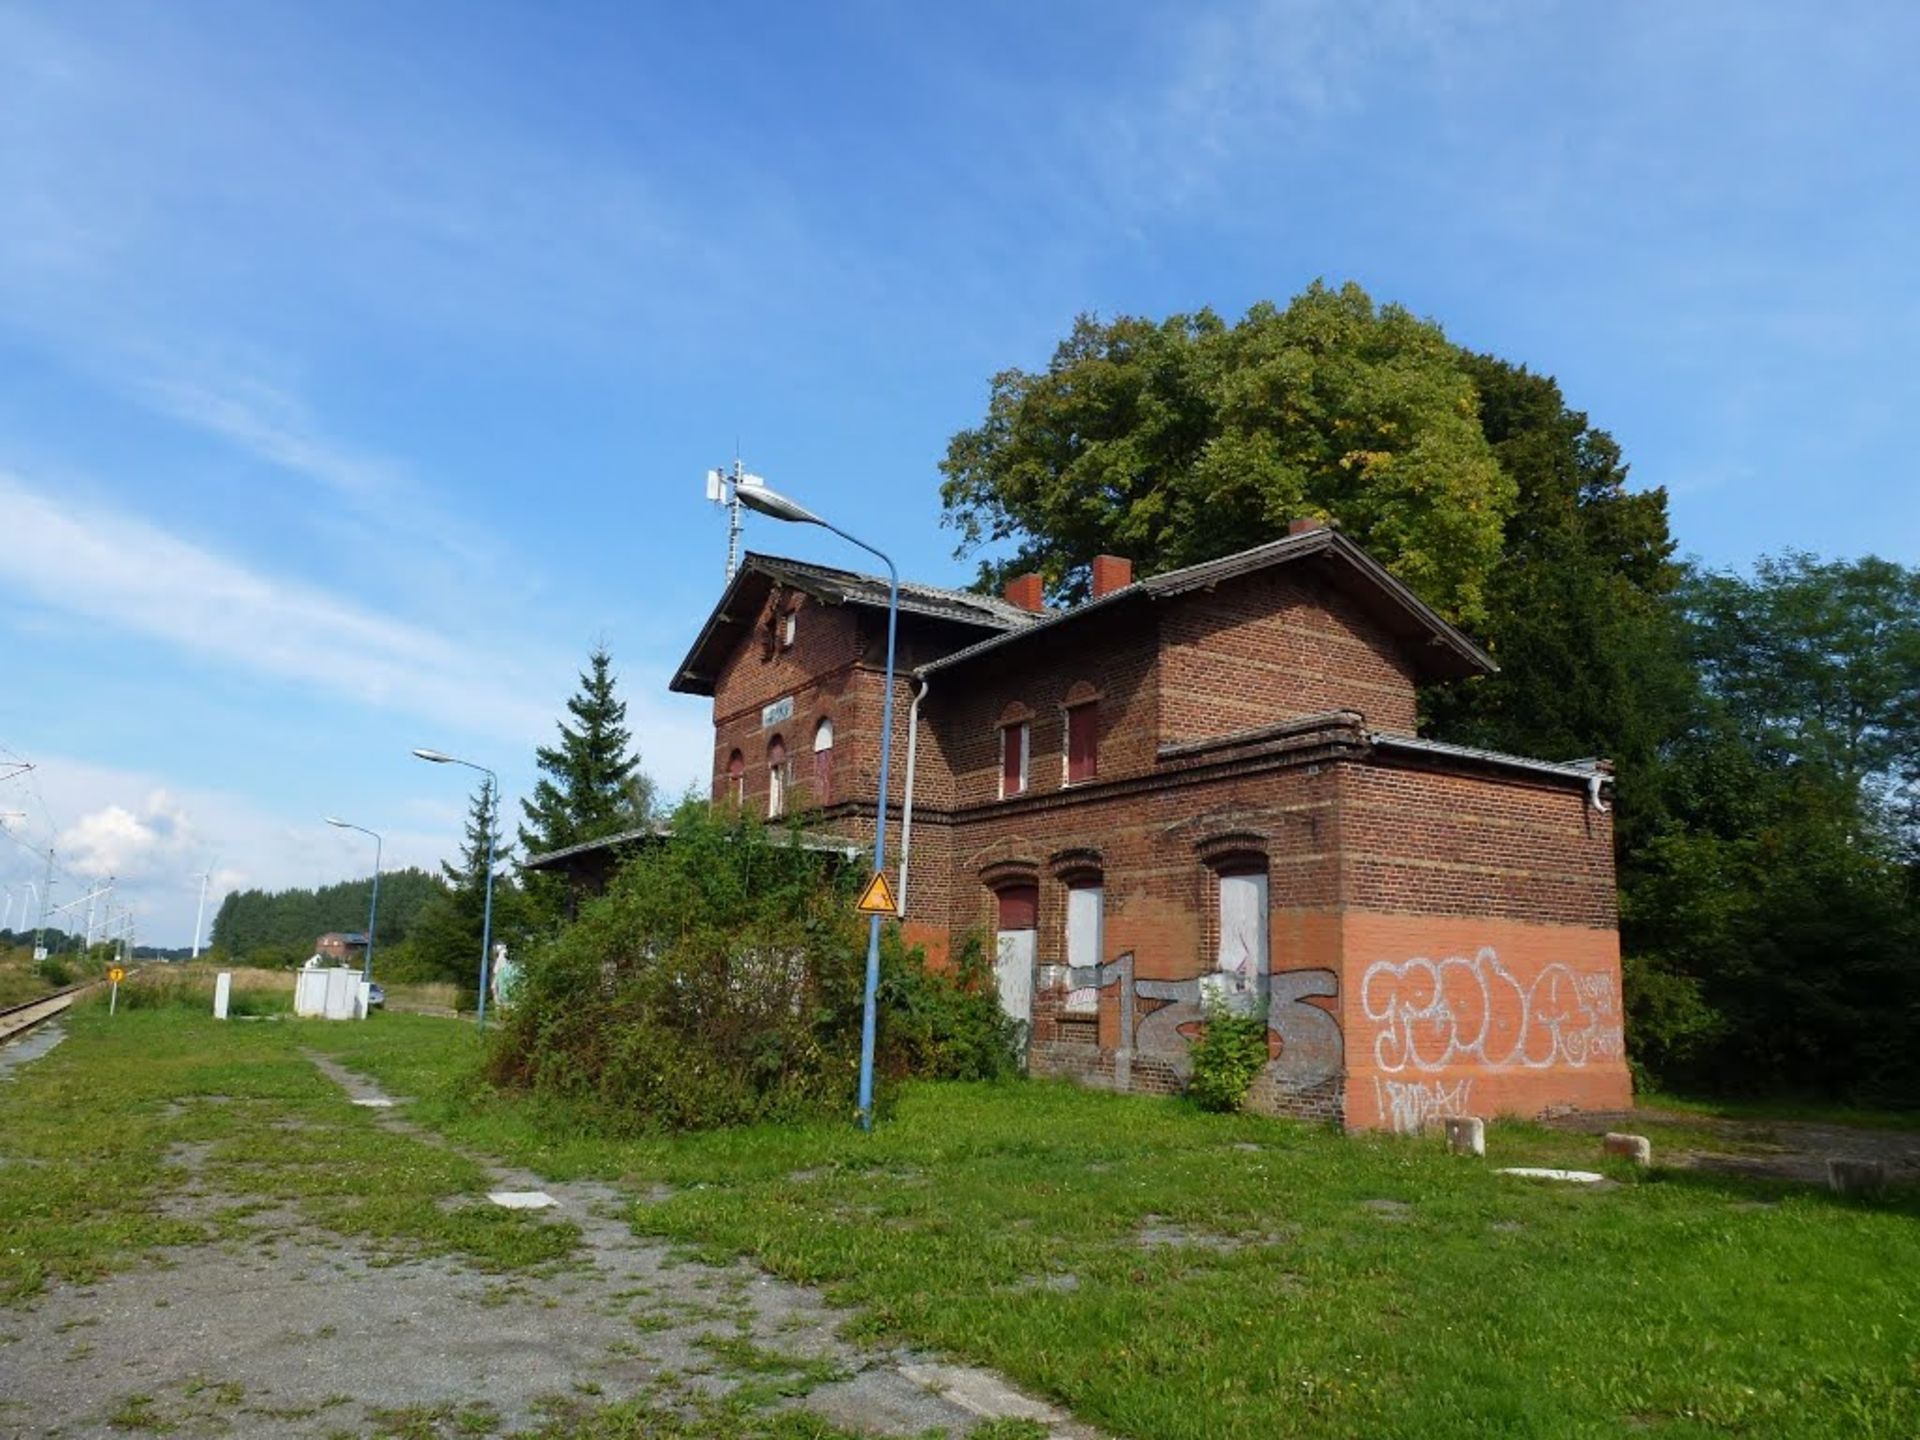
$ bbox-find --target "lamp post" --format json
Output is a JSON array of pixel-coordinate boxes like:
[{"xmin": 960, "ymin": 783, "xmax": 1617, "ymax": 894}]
[
  {"xmin": 412, "ymin": 749, "xmax": 500, "ymax": 1028},
  {"xmin": 735, "ymin": 479, "xmax": 899, "ymax": 1132},
  {"xmin": 325, "ymin": 819, "xmax": 383, "ymax": 981}
]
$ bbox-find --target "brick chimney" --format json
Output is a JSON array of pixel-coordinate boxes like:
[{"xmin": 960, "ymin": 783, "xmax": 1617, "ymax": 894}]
[
  {"xmin": 1002, "ymin": 573, "xmax": 1046, "ymax": 613},
  {"xmin": 1289, "ymin": 516, "xmax": 1327, "ymax": 536},
  {"xmin": 1090, "ymin": 554, "xmax": 1134, "ymax": 598}
]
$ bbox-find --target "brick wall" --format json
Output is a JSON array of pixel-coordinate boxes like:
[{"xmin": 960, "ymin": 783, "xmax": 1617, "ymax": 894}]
[
  {"xmin": 1160, "ymin": 569, "xmax": 1420, "ymax": 739},
  {"xmin": 693, "ymin": 565, "xmax": 1625, "ymax": 1133}
]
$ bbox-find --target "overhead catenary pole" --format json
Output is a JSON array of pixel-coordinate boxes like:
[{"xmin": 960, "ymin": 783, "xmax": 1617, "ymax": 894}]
[{"xmin": 191, "ymin": 867, "xmax": 213, "ymax": 960}]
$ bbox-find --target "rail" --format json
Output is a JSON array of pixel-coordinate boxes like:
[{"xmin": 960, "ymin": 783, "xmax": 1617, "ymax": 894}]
[{"xmin": 0, "ymin": 977, "xmax": 110, "ymax": 1043}]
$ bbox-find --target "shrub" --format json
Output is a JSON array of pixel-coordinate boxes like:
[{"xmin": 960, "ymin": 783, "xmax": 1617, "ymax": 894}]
[
  {"xmin": 33, "ymin": 956, "xmax": 73, "ymax": 988},
  {"xmin": 877, "ymin": 930, "xmax": 1022, "ymax": 1082},
  {"xmin": 1187, "ymin": 999, "xmax": 1270, "ymax": 1113},
  {"xmin": 488, "ymin": 805, "xmax": 1031, "ymax": 1131},
  {"xmin": 487, "ymin": 803, "xmax": 874, "ymax": 1131}
]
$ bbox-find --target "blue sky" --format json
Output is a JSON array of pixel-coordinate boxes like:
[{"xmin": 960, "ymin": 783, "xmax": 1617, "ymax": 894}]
[{"xmin": 2, "ymin": 0, "xmax": 1916, "ymax": 943}]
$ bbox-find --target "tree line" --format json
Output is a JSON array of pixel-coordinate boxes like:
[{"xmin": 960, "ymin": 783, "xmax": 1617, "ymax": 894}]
[
  {"xmin": 209, "ymin": 868, "xmax": 448, "ymax": 968},
  {"xmin": 941, "ymin": 282, "xmax": 1919, "ymax": 1106}
]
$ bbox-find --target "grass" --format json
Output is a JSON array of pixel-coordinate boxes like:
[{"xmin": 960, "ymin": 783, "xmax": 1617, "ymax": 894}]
[
  {"xmin": 0, "ymin": 1001, "xmax": 578, "ymax": 1305},
  {"xmin": 306, "ymin": 1015, "xmax": 1920, "ymax": 1440}
]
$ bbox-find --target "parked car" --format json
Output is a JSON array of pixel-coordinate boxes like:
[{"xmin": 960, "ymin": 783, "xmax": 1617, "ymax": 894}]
[{"xmin": 366, "ymin": 981, "xmax": 386, "ymax": 1009}]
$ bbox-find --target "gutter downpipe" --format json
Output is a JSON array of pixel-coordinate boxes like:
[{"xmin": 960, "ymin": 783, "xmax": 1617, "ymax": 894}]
[{"xmin": 896, "ymin": 675, "xmax": 927, "ymax": 918}]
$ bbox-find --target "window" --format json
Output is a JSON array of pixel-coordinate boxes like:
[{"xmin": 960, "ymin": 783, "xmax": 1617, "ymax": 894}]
[
  {"xmin": 812, "ymin": 717, "xmax": 834, "ymax": 804},
  {"xmin": 726, "ymin": 749, "xmax": 745, "ymax": 806},
  {"xmin": 1000, "ymin": 721, "xmax": 1030, "ymax": 798},
  {"xmin": 767, "ymin": 735, "xmax": 788, "ymax": 818},
  {"xmin": 1064, "ymin": 880, "xmax": 1103, "ymax": 1013},
  {"xmin": 1215, "ymin": 866, "xmax": 1269, "ymax": 1010},
  {"xmin": 782, "ymin": 608, "xmax": 798, "ymax": 648},
  {"xmin": 1065, "ymin": 703, "xmax": 1098, "ymax": 783}
]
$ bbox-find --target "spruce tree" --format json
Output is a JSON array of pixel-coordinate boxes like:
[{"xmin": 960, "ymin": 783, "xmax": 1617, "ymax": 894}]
[
  {"xmin": 412, "ymin": 778, "xmax": 522, "ymax": 991},
  {"xmin": 519, "ymin": 645, "xmax": 653, "ymax": 861}
]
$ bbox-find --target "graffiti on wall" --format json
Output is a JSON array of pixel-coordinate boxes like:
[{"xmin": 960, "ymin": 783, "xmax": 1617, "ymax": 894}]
[
  {"xmin": 1076, "ymin": 953, "xmax": 1343, "ymax": 1091},
  {"xmin": 1359, "ymin": 947, "xmax": 1623, "ymax": 1076},
  {"xmin": 1371, "ymin": 1077, "xmax": 1473, "ymax": 1133}
]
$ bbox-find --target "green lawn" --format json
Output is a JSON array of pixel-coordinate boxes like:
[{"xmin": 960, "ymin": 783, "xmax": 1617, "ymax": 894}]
[
  {"xmin": 306, "ymin": 1015, "xmax": 1920, "ymax": 1440},
  {"xmin": 7, "ymin": 1005, "xmax": 1916, "ymax": 1438}
]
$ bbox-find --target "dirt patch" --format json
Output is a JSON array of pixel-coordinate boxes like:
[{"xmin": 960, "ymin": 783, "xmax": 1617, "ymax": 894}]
[{"xmin": 1550, "ymin": 1107, "xmax": 1920, "ymax": 1187}]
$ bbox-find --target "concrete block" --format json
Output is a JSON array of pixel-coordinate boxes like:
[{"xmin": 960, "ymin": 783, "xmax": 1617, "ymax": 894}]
[
  {"xmin": 1444, "ymin": 1116, "xmax": 1485, "ymax": 1157},
  {"xmin": 212, "ymin": 972, "xmax": 231, "ymax": 1020},
  {"xmin": 1603, "ymin": 1132, "xmax": 1652, "ymax": 1167},
  {"xmin": 1827, "ymin": 1158, "xmax": 1887, "ymax": 1196}
]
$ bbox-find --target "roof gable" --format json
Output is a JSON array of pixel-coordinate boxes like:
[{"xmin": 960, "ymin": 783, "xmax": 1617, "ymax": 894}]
[{"xmin": 670, "ymin": 552, "xmax": 1038, "ymax": 696}]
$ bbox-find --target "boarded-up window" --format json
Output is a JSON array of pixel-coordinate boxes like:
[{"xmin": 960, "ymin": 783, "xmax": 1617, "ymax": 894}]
[
  {"xmin": 1217, "ymin": 868, "xmax": 1269, "ymax": 1000},
  {"xmin": 767, "ymin": 736, "xmax": 788, "ymax": 818},
  {"xmin": 1000, "ymin": 722, "xmax": 1029, "ymax": 797},
  {"xmin": 1064, "ymin": 881, "xmax": 1103, "ymax": 1012},
  {"xmin": 1065, "ymin": 704, "xmax": 1097, "ymax": 783},
  {"xmin": 726, "ymin": 749, "xmax": 745, "ymax": 805},
  {"xmin": 996, "ymin": 884, "xmax": 1038, "ymax": 931},
  {"xmin": 812, "ymin": 718, "xmax": 833, "ymax": 804}
]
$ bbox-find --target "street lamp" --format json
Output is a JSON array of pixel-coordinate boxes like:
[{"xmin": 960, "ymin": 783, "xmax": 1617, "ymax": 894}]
[
  {"xmin": 325, "ymin": 819, "xmax": 383, "ymax": 982},
  {"xmin": 736, "ymin": 479, "xmax": 899, "ymax": 1132},
  {"xmin": 412, "ymin": 748, "xmax": 500, "ymax": 1028}
]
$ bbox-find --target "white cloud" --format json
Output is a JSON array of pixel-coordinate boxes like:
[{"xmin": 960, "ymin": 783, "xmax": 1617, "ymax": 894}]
[
  {"xmin": 0, "ymin": 470, "xmax": 551, "ymax": 742},
  {"xmin": 1, "ymin": 754, "xmax": 450, "ymax": 947}
]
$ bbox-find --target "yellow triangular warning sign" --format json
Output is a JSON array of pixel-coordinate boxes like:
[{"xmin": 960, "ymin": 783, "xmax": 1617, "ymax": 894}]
[{"xmin": 855, "ymin": 870, "xmax": 899, "ymax": 916}]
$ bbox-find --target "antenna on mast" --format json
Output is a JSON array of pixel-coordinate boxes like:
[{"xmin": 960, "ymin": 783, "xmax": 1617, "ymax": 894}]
[{"xmin": 705, "ymin": 458, "xmax": 766, "ymax": 582}]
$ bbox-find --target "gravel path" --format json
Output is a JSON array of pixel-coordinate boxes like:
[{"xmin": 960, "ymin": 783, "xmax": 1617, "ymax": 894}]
[{"xmin": 0, "ymin": 1053, "xmax": 1100, "ymax": 1440}]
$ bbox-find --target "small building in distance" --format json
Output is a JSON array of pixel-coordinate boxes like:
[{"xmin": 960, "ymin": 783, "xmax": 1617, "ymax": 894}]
[
  {"xmin": 543, "ymin": 521, "xmax": 1631, "ymax": 1133},
  {"xmin": 314, "ymin": 932, "xmax": 368, "ymax": 966}
]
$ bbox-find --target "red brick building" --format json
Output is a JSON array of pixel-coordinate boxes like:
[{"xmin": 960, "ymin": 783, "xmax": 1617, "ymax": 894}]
[{"xmin": 668, "ymin": 522, "xmax": 1631, "ymax": 1131}]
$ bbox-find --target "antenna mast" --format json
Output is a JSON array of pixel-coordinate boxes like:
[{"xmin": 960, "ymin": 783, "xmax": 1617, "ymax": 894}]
[{"xmin": 704, "ymin": 459, "xmax": 765, "ymax": 582}]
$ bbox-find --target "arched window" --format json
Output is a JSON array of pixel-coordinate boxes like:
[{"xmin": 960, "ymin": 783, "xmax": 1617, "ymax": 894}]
[
  {"xmin": 767, "ymin": 735, "xmax": 788, "ymax": 818},
  {"xmin": 812, "ymin": 717, "xmax": 834, "ymax": 805},
  {"xmin": 726, "ymin": 749, "xmax": 745, "ymax": 806}
]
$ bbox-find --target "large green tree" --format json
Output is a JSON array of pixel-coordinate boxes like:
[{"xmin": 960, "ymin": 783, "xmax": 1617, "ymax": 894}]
[
  {"xmin": 939, "ymin": 283, "xmax": 1516, "ymax": 626},
  {"xmin": 1622, "ymin": 554, "xmax": 1920, "ymax": 1102},
  {"xmin": 1421, "ymin": 355, "xmax": 1692, "ymax": 848}
]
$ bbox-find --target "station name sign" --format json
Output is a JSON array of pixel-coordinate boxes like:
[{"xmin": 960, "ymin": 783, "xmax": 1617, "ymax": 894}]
[{"xmin": 761, "ymin": 695, "xmax": 794, "ymax": 729}]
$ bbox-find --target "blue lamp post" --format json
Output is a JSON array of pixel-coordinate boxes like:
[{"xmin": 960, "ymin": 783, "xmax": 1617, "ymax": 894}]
[
  {"xmin": 735, "ymin": 479, "xmax": 898, "ymax": 1132},
  {"xmin": 411, "ymin": 749, "xmax": 500, "ymax": 1028},
  {"xmin": 325, "ymin": 818, "xmax": 383, "ymax": 982}
]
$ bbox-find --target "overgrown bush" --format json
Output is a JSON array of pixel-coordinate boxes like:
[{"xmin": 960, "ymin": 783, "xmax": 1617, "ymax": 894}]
[
  {"xmin": 1187, "ymin": 999, "xmax": 1271, "ymax": 1113},
  {"xmin": 490, "ymin": 802, "xmax": 1001, "ymax": 1131},
  {"xmin": 33, "ymin": 956, "xmax": 72, "ymax": 988},
  {"xmin": 877, "ymin": 930, "xmax": 1022, "ymax": 1082}
]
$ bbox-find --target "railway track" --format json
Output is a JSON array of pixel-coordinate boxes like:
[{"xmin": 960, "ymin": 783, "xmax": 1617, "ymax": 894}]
[{"xmin": 0, "ymin": 979, "xmax": 102, "ymax": 1044}]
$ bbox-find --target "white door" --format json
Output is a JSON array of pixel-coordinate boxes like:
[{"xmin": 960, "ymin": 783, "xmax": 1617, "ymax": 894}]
[
  {"xmin": 1217, "ymin": 870, "xmax": 1269, "ymax": 1009},
  {"xmin": 995, "ymin": 929, "xmax": 1035, "ymax": 1025},
  {"xmin": 1064, "ymin": 883, "xmax": 1103, "ymax": 1012}
]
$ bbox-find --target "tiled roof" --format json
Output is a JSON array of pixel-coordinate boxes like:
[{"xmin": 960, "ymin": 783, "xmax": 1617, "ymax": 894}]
[
  {"xmin": 748, "ymin": 553, "xmax": 1041, "ymax": 630},
  {"xmin": 916, "ymin": 528, "xmax": 1495, "ymax": 682}
]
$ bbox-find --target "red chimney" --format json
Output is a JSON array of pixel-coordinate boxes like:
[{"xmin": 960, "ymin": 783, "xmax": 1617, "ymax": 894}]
[
  {"xmin": 1090, "ymin": 554, "xmax": 1134, "ymax": 598},
  {"xmin": 1003, "ymin": 573, "xmax": 1046, "ymax": 613},
  {"xmin": 1289, "ymin": 516, "xmax": 1327, "ymax": 536}
]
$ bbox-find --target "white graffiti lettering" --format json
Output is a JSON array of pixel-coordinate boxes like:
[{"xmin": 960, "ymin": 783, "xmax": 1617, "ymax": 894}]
[
  {"xmin": 1360, "ymin": 948, "xmax": 1622, "ymax": 1075},
  {"xmin": 1372, "ymin": 1077, "xmax": 1473, "ymax": 1134}
]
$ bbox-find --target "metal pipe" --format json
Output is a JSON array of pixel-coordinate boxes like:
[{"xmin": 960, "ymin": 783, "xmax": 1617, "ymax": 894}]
[{"xmin": 896, "ymin": 675, "xmax": 928, "ymax": 918}]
